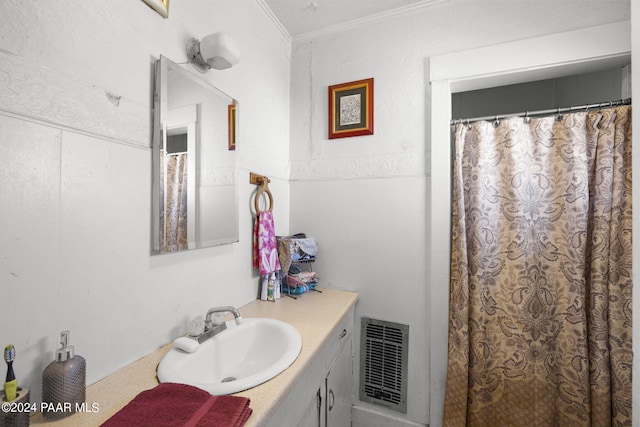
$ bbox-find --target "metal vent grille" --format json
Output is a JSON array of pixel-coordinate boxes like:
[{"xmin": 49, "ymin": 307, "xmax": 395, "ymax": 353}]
[{"xmin": 359, "ymin": 317, "xmax": 408, "ymax": 413}]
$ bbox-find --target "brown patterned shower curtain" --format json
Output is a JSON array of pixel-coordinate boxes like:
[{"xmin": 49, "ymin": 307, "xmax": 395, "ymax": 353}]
[
  {"xmin": 443, "ymin": 105, "xmax": 632, "ymax": 426},
  {"xmin": 161, "ymin": 153, "xmax": 188, "ymax": 252}
]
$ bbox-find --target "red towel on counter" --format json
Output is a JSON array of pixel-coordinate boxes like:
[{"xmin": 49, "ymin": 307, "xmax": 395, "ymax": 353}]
[{"xmin": 101, "ymin": 383, "xmax": 252, "ymax": 427}]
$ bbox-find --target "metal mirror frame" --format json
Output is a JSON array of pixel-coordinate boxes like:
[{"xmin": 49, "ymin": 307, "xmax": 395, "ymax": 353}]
[{"xmin": 152, "ymin": 55, "xmax": 239, "ymax": 254}]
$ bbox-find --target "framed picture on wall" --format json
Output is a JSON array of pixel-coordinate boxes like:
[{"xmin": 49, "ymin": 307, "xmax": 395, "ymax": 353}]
[
  {"xmin": 142, "ymin": 0, "xmax": 170, "ymax": 18},
  {"xmin": 328, "ymin": 78, "xmax": 374, "ymax": 139},
  {"xmin": 228, "ymin": 101, "xmax": 237, "ymax": 151}
]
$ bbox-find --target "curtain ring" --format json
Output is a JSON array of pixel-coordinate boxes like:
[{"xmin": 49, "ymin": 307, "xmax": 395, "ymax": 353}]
[
  {"xmin": 493, "ymin": 116, "xmax": 500, "ymax": 128},
  {"xmin": 523, "ymin": 111, "xmax": 530, "ymax": 124},
  {"xmin": 555, "ymin": 108, "xmax": 563, "ymax": 122}
]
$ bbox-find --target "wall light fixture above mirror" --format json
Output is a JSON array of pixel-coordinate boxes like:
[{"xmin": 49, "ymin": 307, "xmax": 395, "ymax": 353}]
[
  {"xmin": 187, "ymin": 32, "xmax": 240, "ymax": 73},
  {"xmin": 152, "ymin": 55, "xmax": 239, "ymax": 254}
]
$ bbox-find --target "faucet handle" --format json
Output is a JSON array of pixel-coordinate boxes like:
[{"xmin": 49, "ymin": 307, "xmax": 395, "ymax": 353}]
[{"xmin": 189, "ymin": 316, "xmax": 205, "ymax": 336}]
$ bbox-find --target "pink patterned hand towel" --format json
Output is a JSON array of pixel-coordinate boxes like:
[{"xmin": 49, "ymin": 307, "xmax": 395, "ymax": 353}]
[
  {"xmin": 256, "ymin": 210, "xmax": 280, "ymax": 274},
  {"xmin": 254, "ymin": 210, "xmax": 281, "ymax": 300}
]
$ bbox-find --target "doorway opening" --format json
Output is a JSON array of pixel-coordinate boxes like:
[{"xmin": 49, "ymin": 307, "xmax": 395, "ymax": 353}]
[{"xmin": 427, "ymin": 21, "xmax": 631, "ymax": 427}]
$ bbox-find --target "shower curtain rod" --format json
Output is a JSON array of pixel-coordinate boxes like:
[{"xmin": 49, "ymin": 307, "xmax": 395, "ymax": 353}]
[{"xmin": 450, "ymin": 97, "xmax": 631, "ymax": 126}]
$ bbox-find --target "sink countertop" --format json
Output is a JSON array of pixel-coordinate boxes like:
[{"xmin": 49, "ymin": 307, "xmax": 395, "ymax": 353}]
[{"xmin": 30, "ymin": 287, "xmax": 358, "ymax": 427}]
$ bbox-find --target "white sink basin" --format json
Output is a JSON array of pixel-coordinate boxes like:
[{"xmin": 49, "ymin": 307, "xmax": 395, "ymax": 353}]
[{"xmin": 157, "ymin": 318, "xmax": 302, "ymax": 395}]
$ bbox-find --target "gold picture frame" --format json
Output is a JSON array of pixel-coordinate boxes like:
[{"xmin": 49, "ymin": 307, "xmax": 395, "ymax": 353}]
[
  {"xmin": 228, "ymin": 101, "xmax": 237, "ymax": 151},
  {"xmin": 142, "ymin": 0, "xmax": 170, "ymax": 18},
  {"xmin": 328, "ymin": 78, "xmax": 374, "ymax": 139}
]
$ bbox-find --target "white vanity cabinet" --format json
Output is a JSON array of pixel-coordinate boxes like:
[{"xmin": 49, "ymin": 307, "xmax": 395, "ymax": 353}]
[{"xmin": 266, "ymin": 304, "xmax": 355, "ymax": 427}]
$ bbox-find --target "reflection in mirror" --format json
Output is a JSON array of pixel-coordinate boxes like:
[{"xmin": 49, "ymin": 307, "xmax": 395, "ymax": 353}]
[{"xmin": 152, "ymin": 55, "xmax": 239, "ymax": 254}]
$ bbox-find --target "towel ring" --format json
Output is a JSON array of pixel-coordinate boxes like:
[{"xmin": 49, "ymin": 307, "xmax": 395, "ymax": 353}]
[{"xmin": 254, "ymin": 180, "xmax": 274, "ymax": 214}]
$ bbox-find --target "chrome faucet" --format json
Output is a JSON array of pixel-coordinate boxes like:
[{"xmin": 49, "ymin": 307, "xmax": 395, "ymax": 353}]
[
  {"xmin": 190, "ymin": 306, "xmax": 242, "ymax": 344},
  {"xmin": 205, "ymin": 306, "xmax": 242, "ymax": 329}
]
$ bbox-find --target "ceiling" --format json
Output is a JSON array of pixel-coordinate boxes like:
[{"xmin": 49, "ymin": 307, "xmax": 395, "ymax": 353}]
[{"xmin": 263, "ymin": 0, "xmax": 439, "ymax": 38}]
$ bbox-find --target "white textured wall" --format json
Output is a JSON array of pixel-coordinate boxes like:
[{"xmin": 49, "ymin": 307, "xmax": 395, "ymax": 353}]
[
  {"xmin": 288, "ymin": 1, "xmax": 630, "ymax": 425},
  {"xmin": 0, "ymin": 0, "xmax": 290, "ymax": 405}
]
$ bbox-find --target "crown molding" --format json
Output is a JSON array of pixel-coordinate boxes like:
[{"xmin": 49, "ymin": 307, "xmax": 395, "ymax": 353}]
[
  {"xmin": 294, "ymin": 0, "xmax": 450, "ymax": 42},
  {"xmin": 255, "ymin": 0, "xmax": 292, "ymax": 44}
]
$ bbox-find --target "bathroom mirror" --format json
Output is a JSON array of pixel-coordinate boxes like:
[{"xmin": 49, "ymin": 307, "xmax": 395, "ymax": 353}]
[{"xmin": 152, "ymin": 55, "xmax": 239, "ymax": 253}]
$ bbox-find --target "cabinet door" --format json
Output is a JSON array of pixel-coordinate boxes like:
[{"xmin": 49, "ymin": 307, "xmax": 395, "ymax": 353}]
[
  {"xmin": 325, "ymin": 339, "xmax": 352, "ymax": 426},
  {"xmin": 297, "ymin": 387, "xmax": 322, "ymax": 427}
]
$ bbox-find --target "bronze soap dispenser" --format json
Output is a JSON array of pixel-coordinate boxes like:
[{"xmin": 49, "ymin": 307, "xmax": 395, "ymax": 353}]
[{"xmin": 41, "ymin": 331, "xmax": 86, "ymax": 419}]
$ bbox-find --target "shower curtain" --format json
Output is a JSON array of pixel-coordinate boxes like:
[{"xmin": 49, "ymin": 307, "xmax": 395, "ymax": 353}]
[
  {"xmin": 162, "ymin": 153, "xmax": 188, "ymax": 252},
  {"xmin": 443, "ymin": 105, "xmax": 632, "ymax": 426}
]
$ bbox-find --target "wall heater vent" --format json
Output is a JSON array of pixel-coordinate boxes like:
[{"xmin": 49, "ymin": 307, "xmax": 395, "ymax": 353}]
[{"xmin": 359, "ymin": 317, "xmax": 409, "ymax": 414}]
